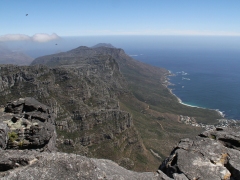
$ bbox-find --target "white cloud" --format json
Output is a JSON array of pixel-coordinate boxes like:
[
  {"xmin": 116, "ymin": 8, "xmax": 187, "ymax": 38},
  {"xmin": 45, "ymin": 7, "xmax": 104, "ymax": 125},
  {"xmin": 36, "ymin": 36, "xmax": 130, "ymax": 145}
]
[
  {"xmin": 0, "ymin": 33, "xmax": 60, "ymax": 42},
  {"xmin": 32, "ymin": 33, "xmax": 60, "ymax": 42}
]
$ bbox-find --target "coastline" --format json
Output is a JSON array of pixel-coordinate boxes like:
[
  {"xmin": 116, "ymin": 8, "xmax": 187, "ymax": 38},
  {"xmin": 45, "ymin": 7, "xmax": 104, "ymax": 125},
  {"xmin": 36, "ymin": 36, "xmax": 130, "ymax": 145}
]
[{"xmin": 166, "ymin": 71, "xmax": 225, "ymax": 118}]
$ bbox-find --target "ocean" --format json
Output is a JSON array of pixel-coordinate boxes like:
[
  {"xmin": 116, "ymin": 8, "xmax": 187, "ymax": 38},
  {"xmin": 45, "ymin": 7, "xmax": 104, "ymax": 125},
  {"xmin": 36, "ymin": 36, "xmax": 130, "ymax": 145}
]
[
  {"xmin": 4, "ymin": 36, "xmax": 240, "ymax": 120},
  {"xmin": 128, "ymin": 48, "xmax": 240, "ymax": 120}
]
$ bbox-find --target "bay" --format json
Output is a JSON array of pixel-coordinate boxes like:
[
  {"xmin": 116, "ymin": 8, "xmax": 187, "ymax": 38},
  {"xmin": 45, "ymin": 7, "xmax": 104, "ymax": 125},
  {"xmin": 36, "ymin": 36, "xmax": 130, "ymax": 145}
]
[{"xmin": 130, "ymin": 48, "xmax": 240, "ymax": 120}]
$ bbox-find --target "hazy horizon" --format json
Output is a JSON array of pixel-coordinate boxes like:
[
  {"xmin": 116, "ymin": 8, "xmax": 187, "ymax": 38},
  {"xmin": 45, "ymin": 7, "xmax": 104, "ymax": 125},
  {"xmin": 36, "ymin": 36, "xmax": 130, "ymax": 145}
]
[{"xmin": 1, "ymin": 35, "xmax": 240, "ymax": 59}]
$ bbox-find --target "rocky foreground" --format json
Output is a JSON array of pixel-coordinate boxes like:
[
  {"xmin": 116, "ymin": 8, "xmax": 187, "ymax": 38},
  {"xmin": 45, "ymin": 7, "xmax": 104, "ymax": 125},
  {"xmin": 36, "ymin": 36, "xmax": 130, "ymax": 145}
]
[
  {"xmin": 160, "ymin": 127, "xmax": 240, "ymax": 180},
  {"xmin": 0, "ymin": 98, "xmax": 240, "ymax": 180}
]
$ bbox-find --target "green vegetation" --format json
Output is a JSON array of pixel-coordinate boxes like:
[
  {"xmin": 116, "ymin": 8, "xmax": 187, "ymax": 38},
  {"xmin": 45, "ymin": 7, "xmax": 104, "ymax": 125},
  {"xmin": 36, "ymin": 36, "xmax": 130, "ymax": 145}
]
[
  {"xmin": 210, "ymin": 134, "xmax": 217, "ymax": 140},
  {"xmin": 18, "ymin": 140, "xmax": 24, "ymax": 148},
  {"xmin": 119, "ymin": 57, "xmax": 221, "ymax": 124},
  {"xmin": 56, "ymin": 129, "xmax": 80, "ymax": 140},
  {"xmin": 8, "ymin": 131, "xmax": 18, "ymax": 142}
]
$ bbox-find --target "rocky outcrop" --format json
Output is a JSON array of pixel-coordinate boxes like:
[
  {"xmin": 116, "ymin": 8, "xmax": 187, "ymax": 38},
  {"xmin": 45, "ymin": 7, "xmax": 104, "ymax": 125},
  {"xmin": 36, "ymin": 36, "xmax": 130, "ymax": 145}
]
[
  {"xmin": 4, "ymin": 127, "xmax": 240, "ymax": 180},
  {"xmin": 0, "ymin": 97, "xmax": 56, "ymax": 152},
  {"xmin": 0, "ymin": 150, "xmax": 172, "ymax": 180},
  {"xmin": 1, "ymin": 98, "xmax": 240, "ymax": 179},
  {"xmin": 159, "ymin": 127, "xmax": 240, "ymax": 180}
]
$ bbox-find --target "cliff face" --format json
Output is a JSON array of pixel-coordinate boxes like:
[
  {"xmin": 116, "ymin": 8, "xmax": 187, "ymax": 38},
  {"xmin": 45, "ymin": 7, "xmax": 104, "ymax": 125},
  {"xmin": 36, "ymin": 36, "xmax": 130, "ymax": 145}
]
[
  {"xmin": 0, "ymin": 98, "xmax": 164, "ymax": 180},
  {"xmin": 0, "ymin": 54, "xmax": 147, "ymax": 170}
]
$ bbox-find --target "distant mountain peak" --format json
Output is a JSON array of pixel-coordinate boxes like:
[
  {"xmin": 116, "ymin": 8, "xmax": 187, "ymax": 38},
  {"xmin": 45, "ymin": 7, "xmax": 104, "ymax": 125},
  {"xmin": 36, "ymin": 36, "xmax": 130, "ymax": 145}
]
[
  {"xmin": 92, "ymin": 43, "xmax": 115, "ymax": 48},
  {"xmin": 0, "ymin": 45, "xmax": 33, "ymax": 65}
]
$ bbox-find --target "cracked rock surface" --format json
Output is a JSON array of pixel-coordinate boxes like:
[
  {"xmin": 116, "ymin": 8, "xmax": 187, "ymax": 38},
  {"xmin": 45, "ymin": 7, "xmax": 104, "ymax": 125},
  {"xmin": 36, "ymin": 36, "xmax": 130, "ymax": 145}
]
[
  {"xmin": 159, "ymin": 127, "xmax": 240, "ymax": 180},
  {"xmin": 0, "ymin": 150, "xmax": 172, "ymax": 180}
]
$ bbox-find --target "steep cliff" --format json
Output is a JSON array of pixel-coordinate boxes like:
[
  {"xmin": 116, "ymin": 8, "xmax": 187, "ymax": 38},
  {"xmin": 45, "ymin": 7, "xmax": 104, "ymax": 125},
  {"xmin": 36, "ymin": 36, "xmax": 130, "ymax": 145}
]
[{"xmin": 0, "ymin": 55, "xmax": 150, "ymax": 170}]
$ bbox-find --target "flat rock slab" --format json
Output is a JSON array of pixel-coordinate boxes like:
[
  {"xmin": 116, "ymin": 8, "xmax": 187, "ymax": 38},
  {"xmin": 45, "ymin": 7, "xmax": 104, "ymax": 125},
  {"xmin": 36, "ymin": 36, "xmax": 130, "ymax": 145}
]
[
  {"xmin": 0, "ymin": 150, "xmax": 171, "ymax": 180},
  {"xmin": 160, "ymin": 127, "xmax": 240, "ymax": 180}
]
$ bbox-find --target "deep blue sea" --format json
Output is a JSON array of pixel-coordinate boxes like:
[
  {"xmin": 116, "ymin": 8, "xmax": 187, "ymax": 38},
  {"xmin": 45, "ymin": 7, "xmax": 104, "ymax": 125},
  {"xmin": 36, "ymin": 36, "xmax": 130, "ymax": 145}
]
[
  {"xmin": 3, "ymin": 36, "xmax": 240, "ymax": 120},
  {"xmin": 129, "ymin": 49, "xmax": 240, "ymax": 120}
]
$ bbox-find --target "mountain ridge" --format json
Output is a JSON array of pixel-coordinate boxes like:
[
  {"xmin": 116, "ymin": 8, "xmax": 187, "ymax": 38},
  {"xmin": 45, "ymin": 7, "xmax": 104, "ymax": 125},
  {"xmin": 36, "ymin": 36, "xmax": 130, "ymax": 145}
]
[{"xmin": 0, "ymin": 44, "xmax": 222, "ymax": 171}]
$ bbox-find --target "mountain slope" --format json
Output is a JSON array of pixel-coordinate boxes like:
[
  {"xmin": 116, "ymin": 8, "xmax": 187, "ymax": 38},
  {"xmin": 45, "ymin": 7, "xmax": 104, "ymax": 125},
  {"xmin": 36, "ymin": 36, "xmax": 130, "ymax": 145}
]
[
  {"xmin": 0, "ymin": 45, "xmax": 33, "ymax": 65},
  {"xmin": 30, "ymin": 45, "xmax": 221, "ymax": 168},
  {"xmin": 0, "ymin": 44, "xmax": 221, "ymax": 171},
  {"xmin": 0, "ymin": 56, "xmax": 157, "ymax": 171},
  {"xmin": 31, "ymin": 45, "xmax": 221, "ymax": 124}
]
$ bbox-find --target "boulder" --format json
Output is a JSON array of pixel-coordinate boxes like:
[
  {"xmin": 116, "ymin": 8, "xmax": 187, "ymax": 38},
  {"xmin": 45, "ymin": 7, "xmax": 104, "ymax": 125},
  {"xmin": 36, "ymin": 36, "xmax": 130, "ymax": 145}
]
[
  {"xmin": 159, "ymin": 127, "xmax": 240, "ymax": 180},
  {"xmin": 0, "ymin": 98, "xmax": 56, "ymax": 152}
]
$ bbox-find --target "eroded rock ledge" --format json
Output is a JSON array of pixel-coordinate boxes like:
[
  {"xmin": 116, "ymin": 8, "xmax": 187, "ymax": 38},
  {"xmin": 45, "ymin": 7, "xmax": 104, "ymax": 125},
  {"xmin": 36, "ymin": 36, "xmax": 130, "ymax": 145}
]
[{"xmin": 159, "ymin": 127, "xmax": 240, "ymax": 180}]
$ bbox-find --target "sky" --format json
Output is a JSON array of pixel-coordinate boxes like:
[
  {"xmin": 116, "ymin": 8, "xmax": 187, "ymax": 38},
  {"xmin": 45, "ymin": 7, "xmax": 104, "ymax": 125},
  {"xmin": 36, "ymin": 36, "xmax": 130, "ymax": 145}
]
[{"xmin": 1, "ymin": 0, "xmax": 240, "ymax": 42}]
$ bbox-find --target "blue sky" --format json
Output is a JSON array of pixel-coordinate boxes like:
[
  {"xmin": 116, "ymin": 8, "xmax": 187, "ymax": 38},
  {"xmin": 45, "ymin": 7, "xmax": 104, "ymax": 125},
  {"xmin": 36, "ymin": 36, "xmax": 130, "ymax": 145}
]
[{"xmin": 1, "ymin": 0, "xmax": 240, "ymax": 41}]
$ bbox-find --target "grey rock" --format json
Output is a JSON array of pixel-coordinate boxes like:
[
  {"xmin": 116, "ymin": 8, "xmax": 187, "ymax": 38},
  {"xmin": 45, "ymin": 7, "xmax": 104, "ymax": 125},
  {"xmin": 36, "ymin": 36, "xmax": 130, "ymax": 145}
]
[
  {"xmin": 0, "ymin": 150, "xmax": 168, "ymax": 180},
  {"xmin": 0, "ymin": 98, "xmax": 56, "ymax": 152},
  {"xmin": 160, "ymin": 128, "xmax": 240, "ymax": 180},
  {"xmin": 200, "ymin": 127, "xmax": 240, "ymax": 150},
  {"xmin": 0, "ymin": 123, "xmax": 9, "ymax": 149},
  {"xmin": 157, "ymin": 170, "xmax": 174, "ymax": 180},
  {"xmin": 173, "ymin": 173, "xmax": 188, "ymax": 180}
]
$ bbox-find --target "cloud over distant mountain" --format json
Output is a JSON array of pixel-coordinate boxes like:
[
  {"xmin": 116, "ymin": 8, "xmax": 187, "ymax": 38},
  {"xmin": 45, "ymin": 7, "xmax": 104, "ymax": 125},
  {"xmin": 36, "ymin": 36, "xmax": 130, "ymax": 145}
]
[
  {"xmin": 0, "ymin": 33, "xmax": 60, "ymax": 42},
  {"xmin": 31, "ymin": 33, "xmax": 60, "ymax": 42}
]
